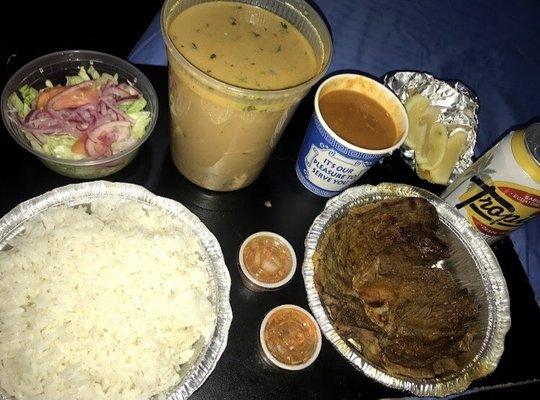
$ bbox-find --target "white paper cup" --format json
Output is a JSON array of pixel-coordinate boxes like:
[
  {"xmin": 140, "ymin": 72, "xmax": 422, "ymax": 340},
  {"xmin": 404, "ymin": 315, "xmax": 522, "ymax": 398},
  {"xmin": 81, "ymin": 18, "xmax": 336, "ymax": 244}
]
[{"xmin": 296, "ymin": 73, "xmax": 408, "ymax": 197}]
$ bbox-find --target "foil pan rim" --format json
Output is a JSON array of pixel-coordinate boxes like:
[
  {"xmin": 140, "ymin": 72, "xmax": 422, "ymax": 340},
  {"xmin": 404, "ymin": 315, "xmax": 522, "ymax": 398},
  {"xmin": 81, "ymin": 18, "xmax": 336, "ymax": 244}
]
[
  {"xmin": 302, "ymin": 183, "xmax": 510, "ymax": 397},
  {"xmin": 0, "ymin": 181, "xmax": 233, "ymax": 400}
]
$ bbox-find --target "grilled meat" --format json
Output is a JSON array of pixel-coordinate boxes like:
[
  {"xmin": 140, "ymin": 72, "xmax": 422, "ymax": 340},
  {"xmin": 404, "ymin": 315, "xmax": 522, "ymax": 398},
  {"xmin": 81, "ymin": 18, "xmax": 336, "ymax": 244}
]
[{"xmin": 314, "ymin": 197, "xmax": 478, "ymax": 379}]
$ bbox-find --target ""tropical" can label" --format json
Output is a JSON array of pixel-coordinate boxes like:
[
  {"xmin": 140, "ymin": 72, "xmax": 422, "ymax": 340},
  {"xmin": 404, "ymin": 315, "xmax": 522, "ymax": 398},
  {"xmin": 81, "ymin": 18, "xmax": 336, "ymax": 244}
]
[{"xmin": 442, "ymin": 123, "xmax": 540, "ymax": 243}]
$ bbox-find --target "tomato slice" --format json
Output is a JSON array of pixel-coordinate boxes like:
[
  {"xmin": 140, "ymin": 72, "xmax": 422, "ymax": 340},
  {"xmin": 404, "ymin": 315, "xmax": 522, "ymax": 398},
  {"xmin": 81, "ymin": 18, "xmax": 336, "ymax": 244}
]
[
  {"xmin": 36, "ymin": 86, "xmax": 66, "ymax": 110},
  {"xmin": 71, "ymin": 134, "xmax": 88, "ymax": 156},
  {"xmin": 85, "ymin": 138, "xmax": 111, "ymax": 158},
  {"xmin": 51, "ymin": 84, "xmax": 100, "ymax": 110}
]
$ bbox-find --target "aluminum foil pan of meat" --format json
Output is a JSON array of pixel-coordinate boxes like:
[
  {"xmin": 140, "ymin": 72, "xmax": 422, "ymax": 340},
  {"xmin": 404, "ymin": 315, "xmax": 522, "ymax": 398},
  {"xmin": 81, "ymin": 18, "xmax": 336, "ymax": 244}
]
[
  {"xmin": 384, "ymin": 71, "xmax": 479, "ymax": 185},
  {"xmin": 302, "ymin": 183, "xmax": 510, "ymax": 397}
]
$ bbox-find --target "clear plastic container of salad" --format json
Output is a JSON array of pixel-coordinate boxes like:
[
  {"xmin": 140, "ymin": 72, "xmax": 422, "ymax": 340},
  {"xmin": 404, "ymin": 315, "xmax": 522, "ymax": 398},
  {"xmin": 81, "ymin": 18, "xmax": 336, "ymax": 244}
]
[{"xmin": 1, "ymin": 50, "xmax": 158, "ymax": 179}]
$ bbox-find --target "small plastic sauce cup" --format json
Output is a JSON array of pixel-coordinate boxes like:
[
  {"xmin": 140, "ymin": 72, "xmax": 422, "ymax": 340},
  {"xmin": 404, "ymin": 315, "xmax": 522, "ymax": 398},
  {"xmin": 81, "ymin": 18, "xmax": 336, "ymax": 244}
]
[
  {"xmin": 238, "ymin": 232, "xmax": 297, "ymax": 292},
  {"xmin": 259, "ymin": 304, "xmax": 322, "ymax": 370}
]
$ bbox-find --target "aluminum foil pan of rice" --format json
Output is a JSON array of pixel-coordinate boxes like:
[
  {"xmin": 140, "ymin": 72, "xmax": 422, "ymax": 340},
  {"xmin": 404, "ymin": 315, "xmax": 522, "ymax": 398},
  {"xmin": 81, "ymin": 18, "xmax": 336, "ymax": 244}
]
[
  {"xmin": 0, "ymin": 181, "xmax": 232, "ymax": 400},
  {"xmin": 302, "ymin": 183, "xmax": 510, "ymax": 397}
]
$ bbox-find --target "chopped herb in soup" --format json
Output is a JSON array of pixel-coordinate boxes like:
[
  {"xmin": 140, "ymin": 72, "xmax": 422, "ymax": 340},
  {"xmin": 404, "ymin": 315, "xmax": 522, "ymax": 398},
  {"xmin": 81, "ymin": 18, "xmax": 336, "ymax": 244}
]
[{"xmin": 168, "ymin": 1, "xmax": 318, "ymax": 89}]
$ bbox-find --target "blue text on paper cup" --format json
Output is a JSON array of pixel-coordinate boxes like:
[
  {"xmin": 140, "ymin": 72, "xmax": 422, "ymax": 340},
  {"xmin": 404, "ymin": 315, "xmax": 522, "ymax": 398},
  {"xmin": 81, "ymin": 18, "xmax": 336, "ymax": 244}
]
[{"xmin": 296, "ymin": 113, "xmax": 382, "ymax": 197}]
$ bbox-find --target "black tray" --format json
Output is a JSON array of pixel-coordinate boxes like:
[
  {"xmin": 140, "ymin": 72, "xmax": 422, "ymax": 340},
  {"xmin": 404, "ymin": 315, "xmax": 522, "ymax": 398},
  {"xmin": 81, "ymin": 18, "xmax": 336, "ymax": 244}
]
[{"xmin": 1, "ymin": 65, "xmax": 539, "ymax": 399}]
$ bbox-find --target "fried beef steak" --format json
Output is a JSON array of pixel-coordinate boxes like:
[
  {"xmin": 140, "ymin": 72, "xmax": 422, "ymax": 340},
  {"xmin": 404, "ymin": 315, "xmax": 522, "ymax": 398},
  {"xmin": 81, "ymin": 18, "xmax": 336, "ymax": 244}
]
[{"xmin": 313, "ymin": 197, "xmax": 478, "ymax": 379}]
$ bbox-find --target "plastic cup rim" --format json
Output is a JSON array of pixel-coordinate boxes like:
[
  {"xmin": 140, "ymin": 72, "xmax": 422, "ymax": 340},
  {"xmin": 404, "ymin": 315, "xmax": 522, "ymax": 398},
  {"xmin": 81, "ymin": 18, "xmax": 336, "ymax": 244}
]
[
  {"xmin": 259, "ymin": 304, "xmax": 322, "ymax": 371},
  {"xmin": 238, "ymin": 231, "xmax": 297, "ymax": 290},
  {"xmin": 160, "ymin": 0, "xmax": 333, "ymax": 98},
  {"xmin": 313, "ymin": 73, "xmax": 409, "ymax": 155},
  {"xmin": 0, "ymin": 49, "xmax": 158, "ymax": 166}
]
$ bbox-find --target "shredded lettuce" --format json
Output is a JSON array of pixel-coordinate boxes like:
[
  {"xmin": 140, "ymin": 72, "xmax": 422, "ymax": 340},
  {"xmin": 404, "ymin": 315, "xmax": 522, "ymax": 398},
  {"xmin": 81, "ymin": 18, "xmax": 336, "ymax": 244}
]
[
  {"xmin": 119, "ymin": 97, "xmax": 147, "ymax": 114},
  {"xmin": 129, "ymin": 111, "xmax": 151, "ymax": 139},
  {"xmin": 11, "ymin": 65, "xmax": 150, "ymax": 160},
  {"xmin": 19, "ymin": 85, "xmax": 38, "ymax": 107},
  {"xmin": 118, "ymin": 101, "xmax": 132, "ymax": 112},
  {"xmin": 78, "ymin": 67, "xmax": 91, "ymax": 81},
  {"xmin": 41, "ymin": 135, "xmax": 83, "ymax": 160},
  {"xmin": 66, "ymin": 76, "xmax": 84, "ymax": 86},
  {"xmin": 87, "ymin": 66, "xmax": 100, "ymax": 80},
  {"xmin": 8, "ymin": 92, "xmax": 31, "ymax": 119},
  {"xmin": 64, "ymin": 66, "xmax": 118, "ymax": 86},
  {"xmin": 24, "ymin": 132, "xmax": 44, "ymax": 153},
  {"xmin": 9, "ymin": 84, "xmax": 37, "ymax": 118},
  {"xmin": 96, "ymin": 72, "xmax": 119, "ymax": 86},
  {"xmin": 66, "ymin": 66, "xmax": 92, "ymax": 86}
]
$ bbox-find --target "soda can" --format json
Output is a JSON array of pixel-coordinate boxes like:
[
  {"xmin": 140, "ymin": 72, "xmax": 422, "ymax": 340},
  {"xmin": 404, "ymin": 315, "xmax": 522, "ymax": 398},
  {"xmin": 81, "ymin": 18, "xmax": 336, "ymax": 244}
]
[{"xmin": 442, "ymin": 122, "xmax": 540, "ymax": 243}]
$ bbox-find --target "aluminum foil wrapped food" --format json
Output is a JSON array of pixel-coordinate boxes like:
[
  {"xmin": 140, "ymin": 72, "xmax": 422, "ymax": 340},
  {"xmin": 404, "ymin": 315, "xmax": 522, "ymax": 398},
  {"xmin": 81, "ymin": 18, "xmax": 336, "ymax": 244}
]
[
  {"xmin": 0, "ymin": 181, "xmax": 232, "ymax": 400},
  {"xmin": 302, "ymin": 183, "xmax": 510, "ymax": 397},
  {"xmin": 384, "ymin": 71, "xmax": 479, "ymax": 185}
]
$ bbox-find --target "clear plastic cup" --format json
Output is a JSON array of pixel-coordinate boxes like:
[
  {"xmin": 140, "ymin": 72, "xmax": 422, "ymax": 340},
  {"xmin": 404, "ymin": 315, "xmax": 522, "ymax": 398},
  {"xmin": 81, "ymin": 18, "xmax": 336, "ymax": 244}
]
[
  {"xmin": 1, "ymin": 50, "xmax": 158, "ymax": 179},
  {"xmin": 258, "ymin": 304, "xmax": 322, "ymax": 371},
  {"xmin": 161, "ymin": 0, "xmax": 333, "ymax": 191},
  {"xmin": 238, "ymin": 231, "xmax": 297, "ymax": 292}
]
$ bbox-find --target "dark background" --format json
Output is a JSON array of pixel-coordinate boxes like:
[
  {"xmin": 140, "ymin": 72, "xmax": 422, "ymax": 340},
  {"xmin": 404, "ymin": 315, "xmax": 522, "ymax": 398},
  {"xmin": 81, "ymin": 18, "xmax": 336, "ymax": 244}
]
[
  {"xmin": 0, "ymin": 0, "xmax": 162, "ymax": 82},
  {"xmin": 1, "ymin": 1, "xmax": 540, "ymax": 399}
]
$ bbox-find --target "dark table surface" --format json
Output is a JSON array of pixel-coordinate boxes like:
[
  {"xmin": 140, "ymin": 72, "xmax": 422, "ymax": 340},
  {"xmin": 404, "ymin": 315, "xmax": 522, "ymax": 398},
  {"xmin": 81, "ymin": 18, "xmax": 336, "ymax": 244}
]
[{"xmin": 1, "ymin": 64, "xmax": 539, "ymax": 399}]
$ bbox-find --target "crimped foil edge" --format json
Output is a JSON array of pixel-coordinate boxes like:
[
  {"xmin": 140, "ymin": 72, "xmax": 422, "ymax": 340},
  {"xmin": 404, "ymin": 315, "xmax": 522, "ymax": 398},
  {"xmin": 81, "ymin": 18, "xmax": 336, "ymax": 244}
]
[
  {"xmin": 384, "ymin": 71, "xmax": 479, "ymax": 185},
  {"xmin": 0, "ymin": 181, "xmax": 232, "ymax": 400},
  {"xmin": 302, "ymin": 183, "xmax": 510, "ymax": 397}
]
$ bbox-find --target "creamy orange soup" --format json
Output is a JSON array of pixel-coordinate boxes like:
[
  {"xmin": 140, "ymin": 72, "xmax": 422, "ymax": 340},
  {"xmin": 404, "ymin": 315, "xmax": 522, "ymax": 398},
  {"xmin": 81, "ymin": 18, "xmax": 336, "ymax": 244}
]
[
  {"xmin": 169, "ymin": 1, "xmax": 318, "ymax": 89},
  {"xmin": 319, "ymin": 89, "xmax": 398, "ymax": 150}
]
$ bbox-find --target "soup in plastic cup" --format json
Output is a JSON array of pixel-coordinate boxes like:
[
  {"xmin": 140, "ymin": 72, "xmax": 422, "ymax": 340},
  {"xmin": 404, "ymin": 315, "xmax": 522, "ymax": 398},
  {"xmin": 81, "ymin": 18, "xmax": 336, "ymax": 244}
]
[{"xmin": 161, "ymin": 0, "xmax": 332, "ymax": 191}]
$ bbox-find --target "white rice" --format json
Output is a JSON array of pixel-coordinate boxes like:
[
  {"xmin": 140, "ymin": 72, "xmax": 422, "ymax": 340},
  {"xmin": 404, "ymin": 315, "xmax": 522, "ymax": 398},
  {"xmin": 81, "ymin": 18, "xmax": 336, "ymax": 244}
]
[{"xmin": 0, "ymin": 200, "xmax": 216, "ymax": 400}]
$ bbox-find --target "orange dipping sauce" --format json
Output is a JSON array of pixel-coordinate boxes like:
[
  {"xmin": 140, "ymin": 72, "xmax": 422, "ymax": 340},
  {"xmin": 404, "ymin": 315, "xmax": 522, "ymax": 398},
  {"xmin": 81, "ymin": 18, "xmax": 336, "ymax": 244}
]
[
  {"xmin": 263, "ymin": 307, "xmax": 319, "ymax": 366},
  {"xmin": 242, "ymin": 235, "xmax": 293, "ymax": 284}
]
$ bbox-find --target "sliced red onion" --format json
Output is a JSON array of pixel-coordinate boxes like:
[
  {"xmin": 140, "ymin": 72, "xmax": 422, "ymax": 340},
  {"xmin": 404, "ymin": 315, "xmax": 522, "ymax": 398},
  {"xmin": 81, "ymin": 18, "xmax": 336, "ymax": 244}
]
[
  {"xmin": 118, "ymin": 83, "xmax": 141, "ymax": 97},
  {"xmin": 102, "ymin": 85, "xmax": 133, "ymax": 100},
  {"xmin": 20, "ymin": 124, "xmax": 80, "ymax": 136},
  {"xmin": 107, "ymin": 110, "xmax": 119, "ymax": 121},
  {"xmin": 85, "ymin": 138, "xmax": 112, "ymax": 158},
  {"xmin": 113, "ymin": 134, "xmax": 138, "ymax": 153},
  {"xmin": 116, "ymin": 95, "xmax": 140, "ymax": 104},
  {"xmin": 77, "ymin": 109, "xmax": 94, "ymax": 123},
  {"xmin": 46, "ymin": 81, "xmax": 95, "ymax": 113},
  {"xmin": 100, "ymin": 98, "xmax": 133, "ymax": 122},
  {"xmin": 24, "ymin": 109, "xmax": 40, "ymax": 123},
  {"xmin": 78, "ymin": 103, "xmax": 98, "ymax": 111},
  {"xmin": 12, "ymin": 78, "xmax": 144, "ymax": 160},
  {"xmin": 87, "ymin": 121, "xmax": 131, "ymax": 142}
]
